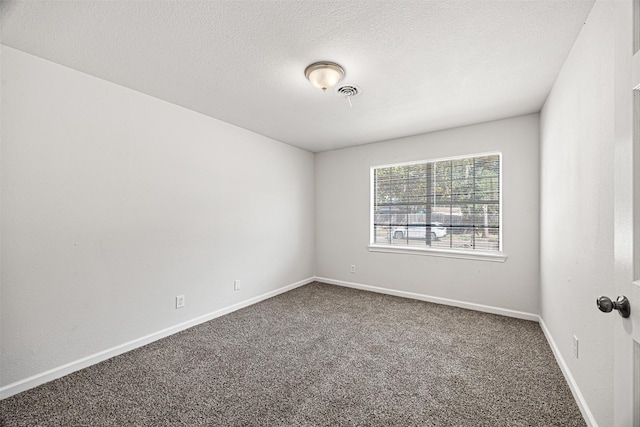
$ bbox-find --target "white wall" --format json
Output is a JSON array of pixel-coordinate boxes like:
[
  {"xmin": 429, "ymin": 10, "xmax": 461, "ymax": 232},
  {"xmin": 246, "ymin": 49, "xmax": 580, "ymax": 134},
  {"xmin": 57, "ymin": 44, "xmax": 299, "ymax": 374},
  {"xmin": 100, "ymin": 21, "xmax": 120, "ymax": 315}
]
[
  {"xmin": 315, "ymin": 114, "xmax": 540, "ymax": 316},
  {"xmin": 540, "ymin": 1, "xmax": 615, "ymax": 425},
  {"xmin": 0, "ymin": 46, "xmax": 315, "ymax": 391}
]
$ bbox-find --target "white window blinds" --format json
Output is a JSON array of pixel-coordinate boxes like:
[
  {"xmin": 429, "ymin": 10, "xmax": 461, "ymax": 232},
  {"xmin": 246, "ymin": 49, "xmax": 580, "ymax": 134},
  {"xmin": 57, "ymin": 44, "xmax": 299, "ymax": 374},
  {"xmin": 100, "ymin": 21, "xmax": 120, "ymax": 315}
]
[{"xmin": 372, "ymin": 153, "xmax": 501, "ymax": 253}]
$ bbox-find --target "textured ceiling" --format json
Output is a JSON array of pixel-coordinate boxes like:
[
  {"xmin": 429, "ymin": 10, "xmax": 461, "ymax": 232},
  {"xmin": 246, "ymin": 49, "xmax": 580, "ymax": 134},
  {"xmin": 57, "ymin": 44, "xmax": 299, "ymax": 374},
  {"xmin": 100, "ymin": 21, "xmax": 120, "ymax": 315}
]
[{"xmin": 1, "ymin": 0, "xmax": 595, "ymax": 152}]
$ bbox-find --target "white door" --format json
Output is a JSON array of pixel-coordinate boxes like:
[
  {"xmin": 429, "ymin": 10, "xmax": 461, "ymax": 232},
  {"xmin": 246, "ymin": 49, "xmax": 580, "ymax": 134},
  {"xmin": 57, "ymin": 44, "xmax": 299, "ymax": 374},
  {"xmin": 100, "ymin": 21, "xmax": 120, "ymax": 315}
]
[{"xmin": 613, "ymin": 0, "xmax": 640, "ymax": 425}]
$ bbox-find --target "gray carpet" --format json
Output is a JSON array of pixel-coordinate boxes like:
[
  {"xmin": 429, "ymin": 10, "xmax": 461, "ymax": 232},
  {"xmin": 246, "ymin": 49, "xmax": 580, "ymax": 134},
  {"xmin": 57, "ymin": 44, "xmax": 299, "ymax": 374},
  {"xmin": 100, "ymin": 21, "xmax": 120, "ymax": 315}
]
[{"xmin": 1, "ymin": 282, "xmax": 585, "ymax": 426}]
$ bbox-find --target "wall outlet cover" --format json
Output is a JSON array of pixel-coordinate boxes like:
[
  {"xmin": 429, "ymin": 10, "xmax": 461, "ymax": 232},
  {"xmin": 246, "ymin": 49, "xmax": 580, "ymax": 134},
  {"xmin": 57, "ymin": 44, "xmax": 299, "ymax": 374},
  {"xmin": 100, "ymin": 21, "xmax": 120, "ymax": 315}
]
[{"xmin": 176, "ymin": 295, "xmax": 185, "ymax": 309}]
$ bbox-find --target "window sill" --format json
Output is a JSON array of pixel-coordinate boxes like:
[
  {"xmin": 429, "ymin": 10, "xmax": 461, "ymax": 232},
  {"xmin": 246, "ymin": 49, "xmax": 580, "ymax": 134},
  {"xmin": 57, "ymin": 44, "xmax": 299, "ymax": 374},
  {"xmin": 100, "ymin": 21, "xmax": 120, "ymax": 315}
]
[{"xmin": 367, "ymin": 244, "xmax": 507, "ymax": 262}]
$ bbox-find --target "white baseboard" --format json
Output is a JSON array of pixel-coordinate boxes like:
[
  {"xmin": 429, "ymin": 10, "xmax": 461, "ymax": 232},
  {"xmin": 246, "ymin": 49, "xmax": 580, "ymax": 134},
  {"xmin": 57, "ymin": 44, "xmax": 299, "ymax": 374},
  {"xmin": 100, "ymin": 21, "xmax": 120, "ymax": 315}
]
[
  {"xmin": 314, "ymin": 276, "xmax": 539, "ymax": 321},
  {"xmin": 0, "ymin": 277, "xmax": 314, "ymax": 400},
  {"xmin": 538, "ymin": 318, "xmax": 597, "ymax": 427}
]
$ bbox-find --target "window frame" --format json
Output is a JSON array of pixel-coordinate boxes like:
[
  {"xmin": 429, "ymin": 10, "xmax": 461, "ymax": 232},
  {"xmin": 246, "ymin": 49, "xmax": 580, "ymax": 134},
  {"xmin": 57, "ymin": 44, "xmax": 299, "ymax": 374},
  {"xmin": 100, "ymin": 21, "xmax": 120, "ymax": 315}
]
[{"xmin": 368, "ymin": 152, "xmax": 506, "ymax": 262}]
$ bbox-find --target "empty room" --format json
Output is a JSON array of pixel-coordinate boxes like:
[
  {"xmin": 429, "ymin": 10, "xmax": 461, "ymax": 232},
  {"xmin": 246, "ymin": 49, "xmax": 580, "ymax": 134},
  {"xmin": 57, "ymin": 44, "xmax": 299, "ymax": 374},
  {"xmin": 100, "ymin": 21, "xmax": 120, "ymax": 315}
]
[{"xmin": 1, "ymin": 0, "xmax": 638, "ymax": 426}]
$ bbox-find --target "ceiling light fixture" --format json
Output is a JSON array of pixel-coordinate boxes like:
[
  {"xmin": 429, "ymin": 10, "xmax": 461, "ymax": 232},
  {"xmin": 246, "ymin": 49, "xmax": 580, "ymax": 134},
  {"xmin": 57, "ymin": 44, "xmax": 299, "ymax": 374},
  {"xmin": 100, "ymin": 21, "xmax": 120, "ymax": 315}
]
[{"xmin": 304, "ymin": 61, "xmax": 345, "ymax": 92}]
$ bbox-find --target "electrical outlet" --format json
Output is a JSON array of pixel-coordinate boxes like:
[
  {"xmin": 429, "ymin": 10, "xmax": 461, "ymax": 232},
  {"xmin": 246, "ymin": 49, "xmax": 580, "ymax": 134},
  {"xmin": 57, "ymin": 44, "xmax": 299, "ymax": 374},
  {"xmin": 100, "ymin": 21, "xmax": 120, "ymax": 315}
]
[
  {"xmin": 572, "ymin": 335, "xmax": 579, "ymax": 359},
  {"xmin": 176, "ymin": 295, "xmax": 185, "ymax": 309},
  {"xmin": 350, "ymin": 264, "xmax": 356, "ymax": 273},
  {"xmin": 234, "ymin": 279, "xmax": 241, "ymax": 291}
]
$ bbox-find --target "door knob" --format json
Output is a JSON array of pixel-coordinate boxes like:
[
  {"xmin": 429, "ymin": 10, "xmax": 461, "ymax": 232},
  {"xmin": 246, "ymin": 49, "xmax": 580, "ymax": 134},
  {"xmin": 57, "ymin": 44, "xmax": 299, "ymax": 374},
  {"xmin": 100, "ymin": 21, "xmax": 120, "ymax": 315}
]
[{"xmin": 596, "ymin": 295, "xmax": 630, "ymax": 318}]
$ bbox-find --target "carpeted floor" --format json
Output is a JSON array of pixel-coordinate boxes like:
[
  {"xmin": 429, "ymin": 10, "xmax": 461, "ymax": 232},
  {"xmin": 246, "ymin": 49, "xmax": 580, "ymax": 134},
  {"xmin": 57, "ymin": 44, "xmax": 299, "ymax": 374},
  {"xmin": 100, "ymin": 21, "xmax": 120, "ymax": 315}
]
[{"xmin": 1, "ymin": 282, "xmax": 585, "ymax": 426}]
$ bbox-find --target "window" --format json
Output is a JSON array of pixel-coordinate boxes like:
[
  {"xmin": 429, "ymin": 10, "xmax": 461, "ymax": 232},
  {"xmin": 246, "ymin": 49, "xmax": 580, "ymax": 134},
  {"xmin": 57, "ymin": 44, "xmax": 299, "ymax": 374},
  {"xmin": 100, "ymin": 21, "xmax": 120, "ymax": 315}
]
[{"xmin": 371, "ymin": 153, "xmax": 502, "ymax": 256}]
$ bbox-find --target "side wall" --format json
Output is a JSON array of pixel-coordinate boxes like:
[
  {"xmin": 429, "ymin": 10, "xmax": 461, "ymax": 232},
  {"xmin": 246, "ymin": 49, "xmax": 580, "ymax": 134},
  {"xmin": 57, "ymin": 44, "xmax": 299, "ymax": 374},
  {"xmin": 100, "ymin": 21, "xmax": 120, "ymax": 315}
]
[
  {"xmin": 0, "ymin": 46, "xmax": 315, "ymax": 393},
  {"xmin": 315, "ymin": 114, "xmax": 540, "ymax": 316},
  {"xmin": 540, "ymin": 1, "xmax": 615, "ymax": 425}
]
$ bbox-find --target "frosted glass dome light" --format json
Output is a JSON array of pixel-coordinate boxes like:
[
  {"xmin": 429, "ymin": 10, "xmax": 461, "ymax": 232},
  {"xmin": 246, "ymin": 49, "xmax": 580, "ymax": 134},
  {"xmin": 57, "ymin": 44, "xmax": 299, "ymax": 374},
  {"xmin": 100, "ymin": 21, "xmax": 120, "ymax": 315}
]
[{"xmin": 305, "ymin": 62, "xmax": 345, "ymax": 92}]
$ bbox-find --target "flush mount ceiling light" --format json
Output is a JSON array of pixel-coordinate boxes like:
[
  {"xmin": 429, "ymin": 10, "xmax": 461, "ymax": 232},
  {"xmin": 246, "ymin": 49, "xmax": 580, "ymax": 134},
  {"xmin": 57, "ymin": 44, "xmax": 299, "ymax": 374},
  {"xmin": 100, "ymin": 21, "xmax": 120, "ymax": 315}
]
[{"xmin": 304, "ymin": 61, "xmax": 345, "ymax": 92}]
